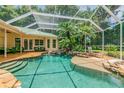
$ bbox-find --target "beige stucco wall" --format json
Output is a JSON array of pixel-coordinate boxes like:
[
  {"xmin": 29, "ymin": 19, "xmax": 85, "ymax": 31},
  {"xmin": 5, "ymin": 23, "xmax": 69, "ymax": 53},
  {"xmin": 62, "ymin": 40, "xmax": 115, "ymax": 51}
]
[
  {"xmin": 0, "ymin": 30, "xmax": 4, "ymax": 48},
  {"xmin": 0, "ymin": 30, "xmax": 20, "ymax": 48},
  {"xmin": 7, "ymin": 32, "xmax": 20, "ymax": 48}
]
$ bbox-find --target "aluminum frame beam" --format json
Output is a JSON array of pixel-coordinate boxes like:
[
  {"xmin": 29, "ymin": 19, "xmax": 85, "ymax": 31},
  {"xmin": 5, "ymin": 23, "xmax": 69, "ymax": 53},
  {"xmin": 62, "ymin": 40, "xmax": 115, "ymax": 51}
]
[
  {"xmin": 89, "ymin": 20, "xmax": 104, "ymax": 31},
  {"xmin": 102, "ymin": 31, "xmax": 104, "ymax": 52},
  {"xmin": 7, "ymin": 12, "xmax": 32, "ymax": 24},
  {"xmin": 33, "ymin": 12, "xmax": 89, "ymax": 21},
  {"xmin": 69, "ymin": 8, "xmax": 81, "ymax": 22},
  {"xmin": 6, "ymin": 11, "xmax": 104, "ymax": 32},
  {"xmin": 90, "ymin": 6, "xmax": 100, "ymax": 19},
  {"xmin": 37, "ymin": 27, "xmax": 57, "ymax": 30},
  {"xmin": 120, "ymin": 22, "xmax": 123, "ymax": 60},
  {"xmin": 37, "ymin": 22, "xmax": 58, "ymax": 26},
  {"xmin": 25, "ymin": 22, "xmax": 58, "ymax": 28},
  {"xmin": 25, "ymin": 22, "xmax": 37, "ymax": 28},
  {"xmin": 101, "ymin": 5, "xmax": 121, "ymax": 23}
]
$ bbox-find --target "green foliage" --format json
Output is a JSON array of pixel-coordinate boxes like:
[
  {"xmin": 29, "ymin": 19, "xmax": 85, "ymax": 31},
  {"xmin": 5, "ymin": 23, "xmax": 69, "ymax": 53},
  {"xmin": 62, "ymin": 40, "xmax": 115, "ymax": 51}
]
[
  {"xmin": 105, "ymin": 44, "xmax": 118, "ymax": 51},
  {"xmin": 44, "ymin": 5, "xmax": 79, "ymax": 16},
  {"xmin": 59, "ymin": 38, "xmax": 70, "ymax": 48},
  {"xmin": 92, "ymin": 50, "xmax": 102, "ymax": 53},
  {"xmin": 107, "ymin": 51, "xmax": 119, "ymax": 58},
  {"xmin": 92, "ymin": 45, "xmax": 101, "ymax": 50},
  {"xmin": 58, "ymin": 22, "xmax": 96, "ymax": 52},
  {"xmin": 58, "ymin": 22, "xmax": 77, "ymax": 50},
  {"xmin": 73, "ymin": 45, "xmax": 84, "ymax": 52},
  {"xmin": 0, "ymin": 5, "xmax": 42, "ymax": 28},
  {"xmin": 104, "ymin": 44, "xmax": 119, "ymax": 58},
  {"xmin": 0, "ymin": 47, "xmax": 4, "ymax": 54},
  {"xmin": 0, "ymin": 6, "xmax": 18, "ymax": 21},
  {"xmin": 8, "ymin": 47, "xmax": 17, "ymax": 54}
]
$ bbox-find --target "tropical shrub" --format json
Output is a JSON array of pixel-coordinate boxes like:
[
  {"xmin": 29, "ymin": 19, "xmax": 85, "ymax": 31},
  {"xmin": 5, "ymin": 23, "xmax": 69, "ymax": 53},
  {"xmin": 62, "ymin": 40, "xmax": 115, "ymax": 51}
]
[
  {"xmin": 104, "ymin": 44, "xmax": 119, "ymax": 58},
  {"xmin": 0, "ymin": 48, "xmax": 4, "ymax": 55},
  {"xmin": 73, "ymin": 45, "xmax": 84, "ymax": 52},
  {"xmin": 58, "ymin": 22, "xmax": 96, "ymax": 53},
  {"xmin": 92, "ymin": 45, "xmax": 102, "ymax": 50},
  {"xmin": 9, "ymin": 47, "xmax": 17, "ymax": 54},
  {"xmin": 107, "ymin": 51, "xmax": 120, "ymax": 58},
  {"xmin": 105, "ymin": 44, "xmax": 118, "ymax": 51}
]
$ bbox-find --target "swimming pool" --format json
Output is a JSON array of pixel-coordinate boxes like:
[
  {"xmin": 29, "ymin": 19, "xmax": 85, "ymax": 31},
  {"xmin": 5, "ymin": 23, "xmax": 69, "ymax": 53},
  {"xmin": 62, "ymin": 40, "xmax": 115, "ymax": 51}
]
[{"xmin": 13, "ymin": 54, "xmax": 124, "ymax": 88}]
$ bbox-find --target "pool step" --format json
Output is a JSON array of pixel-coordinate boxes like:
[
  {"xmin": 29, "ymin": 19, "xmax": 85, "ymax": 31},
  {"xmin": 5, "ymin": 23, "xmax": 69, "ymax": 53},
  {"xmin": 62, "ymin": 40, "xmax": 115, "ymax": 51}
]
[
  {"xmin": 0, "ymin": 61, "xmax": 18, "ymax": 69},
  {"xmin": 10, "ymin": 61, "xmax": 28, "ymax": 73},
  {"xmin": 0, "ymin": 60, "xmax": 28, "ymax": 73},
  {"xmin": 1, "ymin": 61, "xmax": 24, "ymax": 71}
]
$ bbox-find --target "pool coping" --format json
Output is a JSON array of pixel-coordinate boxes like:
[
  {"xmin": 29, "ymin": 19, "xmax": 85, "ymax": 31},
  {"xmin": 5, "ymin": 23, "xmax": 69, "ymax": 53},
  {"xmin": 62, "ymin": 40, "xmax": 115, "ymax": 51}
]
[{"xmin": 0, "ymin": 52, "xmax": 47, "ymax": 64}]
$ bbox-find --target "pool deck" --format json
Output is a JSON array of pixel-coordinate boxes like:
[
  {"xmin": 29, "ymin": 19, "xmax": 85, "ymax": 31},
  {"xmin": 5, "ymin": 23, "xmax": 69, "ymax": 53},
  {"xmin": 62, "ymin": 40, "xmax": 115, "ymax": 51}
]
[
  {"xmin": 0, "ymin": 69, "xmax": 21, "ymax": 88},
  {"xmin": 0, "ymin": 51, "xmax": 47, "ymax": 63},
  {"xmin": 71, "ymin": 56, "xmax": 111, "ymax": 74}
]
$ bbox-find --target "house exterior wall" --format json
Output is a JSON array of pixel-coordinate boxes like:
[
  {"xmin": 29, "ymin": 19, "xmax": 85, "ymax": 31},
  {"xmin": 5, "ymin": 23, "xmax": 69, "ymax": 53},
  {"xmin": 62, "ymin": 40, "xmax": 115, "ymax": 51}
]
[
  {"xmin": 0, "ymin": 30, "xmax": 4, "ymax": 48},
  {"xmin": 45, "ymin": 37, "xmax": 58, "ymax": 52},
  {"xmin": 0, "ymin": 28, "xmax": 58, "ymax": 51},
  {"xmin": 22, "ymin": 35, "xmax": 58, "ymax": 51},
  {"xmin": 7, "ymin": 32, "xmax": 20, "ymax": 48},
  {"xmin": 0, "ymin": 30, "xmax": 20, "ymax": 48}
]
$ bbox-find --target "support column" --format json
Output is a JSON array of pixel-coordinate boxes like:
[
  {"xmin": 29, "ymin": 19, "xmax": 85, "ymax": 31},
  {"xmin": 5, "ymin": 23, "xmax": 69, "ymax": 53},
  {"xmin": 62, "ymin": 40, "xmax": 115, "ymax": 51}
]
[
  {"xmin": 56, "ymin": 39, "xmax": 58, "ymax": 50},
  {"xmin": 4, "ymin": 29, "xmax": 7, "ymax": 57},
  {"xmin": 120, "ymin": 22, "xmax": 123, "ymax": 60},
  {"xmin": 45, "ymin": 38, "xmax": 48, "ymax": 51},
  {"xmin": 20, "ymin": 34, "xmax": 23, "ymax": 53},
  {"xmin": 85, "ymin": 34, "xmax": 86, "ymax": 53},
  {"xmin": 50, "ymin": 38, "xmax": 53, "ymax": 51},
  {"xmin": 32, "ymin": 39, "xmax": 34, "ymax": 51},
  {"xmin": 102, "ymin": 31, "xmax": 104, "ymax": 52}
]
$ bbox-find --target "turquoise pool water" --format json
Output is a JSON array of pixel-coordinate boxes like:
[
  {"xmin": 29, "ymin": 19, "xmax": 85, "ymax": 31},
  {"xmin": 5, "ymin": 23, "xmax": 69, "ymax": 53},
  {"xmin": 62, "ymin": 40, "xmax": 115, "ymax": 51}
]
[{"xmin": 13, "ymin": 54, "xmax": 124, "ymax": 88}]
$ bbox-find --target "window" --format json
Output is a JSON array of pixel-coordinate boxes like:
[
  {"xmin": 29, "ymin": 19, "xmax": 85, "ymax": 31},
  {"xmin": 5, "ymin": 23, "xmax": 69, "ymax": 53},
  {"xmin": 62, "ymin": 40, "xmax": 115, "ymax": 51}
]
[
  {"xmin": 35, "ymin": 39, "xmax": 39, "ymax": 46},
  {"xmin": 35, "ymin": 39, "xmax": 44, "ymax": 46},
  {"xmin": 39, "ymin": 40, "xmax": 44, "ymax": 45},
  {"xmin": 15, "ymin": 38, "xmax": 20, "ymax": 49},
  {"xmin": 47, "ymin": 39, "xmax": 50, "ymax": 48},
  {"xmin": 53, "ymin": 39, "xmax": 56, "ymax": 48}
]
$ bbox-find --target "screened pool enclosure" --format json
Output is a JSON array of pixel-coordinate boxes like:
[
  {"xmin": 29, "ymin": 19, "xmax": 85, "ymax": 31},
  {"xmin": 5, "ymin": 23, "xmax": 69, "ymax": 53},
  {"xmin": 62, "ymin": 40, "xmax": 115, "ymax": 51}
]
[{"xmin": 2, "ymin": 5, "xmax": 124, "ymax": 60}]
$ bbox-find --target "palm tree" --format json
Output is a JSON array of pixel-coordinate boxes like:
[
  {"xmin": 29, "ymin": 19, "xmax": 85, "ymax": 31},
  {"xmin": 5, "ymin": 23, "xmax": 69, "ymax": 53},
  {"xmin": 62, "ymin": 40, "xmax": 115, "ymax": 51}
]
[
  {"xmin": 58, "ymin": 22, "xmax": 77, "ymax": 51},
  {"xmin": 58, "ymin": 22, "xmax": 96, "ymax": 52},
  {"xmin": 77, "ymin": 23, "xmax": 96, "ymax": 46}
]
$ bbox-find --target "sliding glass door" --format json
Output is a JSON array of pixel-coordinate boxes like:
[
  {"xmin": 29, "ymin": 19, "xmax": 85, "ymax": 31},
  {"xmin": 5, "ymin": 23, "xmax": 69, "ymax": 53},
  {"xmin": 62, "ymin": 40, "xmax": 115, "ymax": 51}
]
[
  {"xmin": 24, "ymin": 39, "xmax": 28, "ymax": 50},
  {"xmin": 24, "ymin": 39, "xmax": 33, "ymax": 51},
  {"xmin": 29, "ymin": 39, "xmax": 33, "ymax": 50}
]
